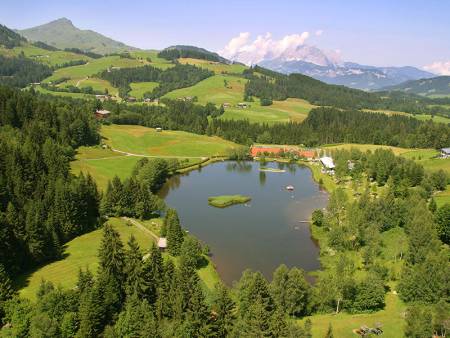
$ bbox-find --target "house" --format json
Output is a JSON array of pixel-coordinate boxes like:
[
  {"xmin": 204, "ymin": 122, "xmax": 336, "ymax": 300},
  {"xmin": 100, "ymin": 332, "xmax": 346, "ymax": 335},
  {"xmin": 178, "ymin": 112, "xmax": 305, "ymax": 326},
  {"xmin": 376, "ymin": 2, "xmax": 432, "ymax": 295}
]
[
  {"xmin": 440, "ymin": 147, "xmax": 450, "ymax": 158},
  {"xmin": 223, "ymin": 102, "xmax": 231, "ymax": 108},
  {"xmin": 95, "ymin": 94, "xmax": 109, "ymax": 101},
  {"xmin": 237, "ymin": 102, "xmax": 249, "ymax": 108},
  {"xmin": 156, "ymin": 127, "xmax": 162, "ymax": 132},
  {"xmin": 127, "ymin": 96, "xmax": 137, "ymax": 102},
  {"xmin": 250, "ymin": 145, "xmax": 316, "ymax": 160},
  {"xmin": 94, "ymin": 109, "xmax": 111, "ymax": 119},
  {"xmin": 320, "ymin": 156, "xmax": 335, "ymax": 170},
  {"xmin": 158, "ymin": 237, "xmax": 167, "ymax": 251}
]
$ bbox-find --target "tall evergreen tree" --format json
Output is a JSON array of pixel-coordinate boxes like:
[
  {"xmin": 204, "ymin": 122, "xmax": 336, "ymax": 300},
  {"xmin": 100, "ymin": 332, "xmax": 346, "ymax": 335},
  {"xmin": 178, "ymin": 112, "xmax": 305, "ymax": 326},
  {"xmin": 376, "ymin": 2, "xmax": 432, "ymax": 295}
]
[{"xmin": 166, "ymin": 209, "xmax": 184, "ymax": 256}]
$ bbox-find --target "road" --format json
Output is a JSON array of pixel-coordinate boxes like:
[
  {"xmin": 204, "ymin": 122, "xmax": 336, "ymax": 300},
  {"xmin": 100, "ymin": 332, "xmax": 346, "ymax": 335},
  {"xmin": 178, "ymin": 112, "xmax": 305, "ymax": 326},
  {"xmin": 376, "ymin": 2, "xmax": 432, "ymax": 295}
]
[{"xmin": 111, "ymin": 147, "xmax": 206, "ymax": 159}]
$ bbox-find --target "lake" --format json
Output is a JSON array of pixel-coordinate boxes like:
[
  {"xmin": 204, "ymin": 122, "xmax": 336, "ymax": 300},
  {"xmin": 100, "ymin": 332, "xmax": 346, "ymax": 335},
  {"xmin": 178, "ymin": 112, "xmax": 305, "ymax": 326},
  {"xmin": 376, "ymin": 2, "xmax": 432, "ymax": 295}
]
[{"xmin": 159, "ymin": 161, "xmax": 328, "ymax": 285}]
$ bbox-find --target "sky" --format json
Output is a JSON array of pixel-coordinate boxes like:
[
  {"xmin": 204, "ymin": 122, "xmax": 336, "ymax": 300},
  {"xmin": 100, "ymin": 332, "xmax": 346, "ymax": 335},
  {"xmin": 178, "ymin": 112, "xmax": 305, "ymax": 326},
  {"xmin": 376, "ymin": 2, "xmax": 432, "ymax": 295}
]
[{"xmin": 1, "ymin": 0, "xmax": 450, "ymax": 72}]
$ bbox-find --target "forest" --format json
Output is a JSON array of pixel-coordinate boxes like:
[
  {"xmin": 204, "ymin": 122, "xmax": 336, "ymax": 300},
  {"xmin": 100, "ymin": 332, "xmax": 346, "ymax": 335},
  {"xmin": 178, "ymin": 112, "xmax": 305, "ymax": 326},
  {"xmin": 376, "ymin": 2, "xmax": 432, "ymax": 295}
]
[
  {"xmin": 158, "ymin": 46, "xmax": 225, "ymax": 63},
  {"xmin": 0, "ymin": 54, "xmax": 52, "ymax": 88},
  {"xmin": 98, "ymin": 64, "xmax": 213, "ymax": 99}
]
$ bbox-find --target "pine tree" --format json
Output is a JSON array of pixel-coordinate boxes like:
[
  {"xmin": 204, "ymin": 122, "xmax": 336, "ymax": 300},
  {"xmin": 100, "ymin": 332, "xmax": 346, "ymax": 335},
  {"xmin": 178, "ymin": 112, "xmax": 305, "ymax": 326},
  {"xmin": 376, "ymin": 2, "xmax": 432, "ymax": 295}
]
[
  {"xmin": 78, "ymin": 281, "xmax": 106, "ymax": 338},
  {"xmin": 166, "ymin": 209, "xmax": 184, "ymax": 256},
  {"xmin": 285, "ymin": 267, "xmax": 310, "ymax": 317},
  {"xmin": 142, "ymin": 242, "xmax": 163, "ymax": 304},
  {"xmin": 211, "ymin": 282, "xmax": 235, "ymax": 337},
  {"xmin": 0, "ymin": 264, "xmax": 15, "ymax": 302},
  {"xmin": 124, "ymin": 235, "xmax": 144, "ymax": 297}
]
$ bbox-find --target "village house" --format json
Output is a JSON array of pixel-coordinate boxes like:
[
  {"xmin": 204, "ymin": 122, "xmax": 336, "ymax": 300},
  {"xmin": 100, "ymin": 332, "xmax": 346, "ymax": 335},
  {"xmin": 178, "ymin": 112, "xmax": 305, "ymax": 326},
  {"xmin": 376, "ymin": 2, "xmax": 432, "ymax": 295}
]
[
  {"xmin": 223, "ymin": 102, "xmax": 231, "ymax": 108},
  {"xmin": 237, "ymin": 102, "xmax": 249, "ymax": 108},
  {"xmin": 320, "ymin": 156, "xmax": 335, "ymax": 174},
  {"xmin": 158, "ymin": 237, "xmax": 167, "ymax": 251},
  {"xmin": 156, "ymin": 127, "xmax": 163, "ymax": 132},
  {"xmin": 250, "ymin": 145, "xmax": 316, "ymax": 160},
  {"xmin": 94, "ymin": 109, "xmax": 111, "ymax": 119},
  {"xmin": 127, "ymin": 96, "xmax": 137, "ymax": 102},
  {"xmin": 95, "ymin": 94, "xmax": 109, "ymax": 101},
  {"xmin": 440, "ymin": 147, "xmax": 450, "ymax": 158}
]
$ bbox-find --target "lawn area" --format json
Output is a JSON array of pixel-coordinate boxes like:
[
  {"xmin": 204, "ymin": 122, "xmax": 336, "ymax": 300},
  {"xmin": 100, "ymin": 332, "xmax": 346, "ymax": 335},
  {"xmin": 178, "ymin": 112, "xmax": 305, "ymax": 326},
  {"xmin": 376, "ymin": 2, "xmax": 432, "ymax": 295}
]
[
  {"xmin": 208, "ymin": 195, "xmax": 251, "ymax": 208},
  {"xmin": 129, "ymin": 50, "xmax": 174, "ymax": 70},
  {"xmin": 300, "ymin": 291, "xmax": 406, "ymax": 338},
  {"xmin": 401, "ymin": 148, "xmax": 450, "ymax": 174},
  {"xmin": 16, "ymin": 217, "xmax": 158, "ymax": 300},
  {"xmin": 163, "ymin": 74, "xmax": 315, "ymax": 123},
  {"xmin": 43, "ymin": 55, "xmax": 145, "ymax": 83},
  {"xmin": 101, "ymin": 124, "xmax": 240, "ymax": 157},
  {"xmin": 178, "ymin": 58, "xmax": 247, "ymax": 74},
  {"xmin": 0, "ymin": 45, "xmax": 91, "ymax": 67},
  {"xmin": 34, "ymin": 85, "xmax": 94, "ymax": 99},
  {"xmin": 322, "ymin": 143, "xmax": 412, "ymax": 155},
  {"xmin": 66, "ymin": 77, "xmax": 118, "ymax": 96},
  {"xmin": 413, "ymin": 114, "xmax": 450, "ymax": 124},
  {"xmin": 129, "ymin": 81, "xmax": 159, "ymax": 98}
]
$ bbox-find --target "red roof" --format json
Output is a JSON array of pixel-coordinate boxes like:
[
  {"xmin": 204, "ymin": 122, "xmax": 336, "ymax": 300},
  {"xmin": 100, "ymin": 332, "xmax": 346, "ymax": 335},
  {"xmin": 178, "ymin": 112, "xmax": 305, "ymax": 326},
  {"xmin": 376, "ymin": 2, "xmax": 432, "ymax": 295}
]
[{"xmin": 250, "ymin": 146, "xmax": 315, "ymax": 158}]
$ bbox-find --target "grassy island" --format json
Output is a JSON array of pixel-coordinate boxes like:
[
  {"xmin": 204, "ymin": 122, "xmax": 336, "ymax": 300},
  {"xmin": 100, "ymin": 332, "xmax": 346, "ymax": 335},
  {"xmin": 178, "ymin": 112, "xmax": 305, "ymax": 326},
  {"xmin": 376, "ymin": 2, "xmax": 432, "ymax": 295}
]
[{"xmin": 208, "ymin": 195, "xmax": 251, "ymax": 208}]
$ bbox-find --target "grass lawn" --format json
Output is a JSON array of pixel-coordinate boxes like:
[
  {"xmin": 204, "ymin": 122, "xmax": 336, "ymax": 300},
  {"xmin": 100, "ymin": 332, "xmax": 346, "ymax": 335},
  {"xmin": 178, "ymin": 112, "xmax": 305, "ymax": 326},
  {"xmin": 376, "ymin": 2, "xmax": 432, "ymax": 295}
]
[
  {"xmin": 163, "ymin": 74, "xmax": 315, "ymax": 123},
  {"xmin": 44, "ymin": 56, "xmax": 145, "ymax": 83},
  {"xmin": 300, "ymin": 291, "xmax": 406, "ymax": 338},
  {"xmin": 178, "ymin": 58, "xmax": 247, "ymax": 74},
  {"xmin": 129, "ymin": 81, "xmax": 159, "ymax": 99},
  {"xmin": 0, "ymin": 45, "xmax": 91, "ymax": 67},
  {"xmin": 34, "ymin": 85, "xmax": 94, "ymax": 99},
  {"xmin": 321, "ymin": 143, "xmax": 412, "ymax": 156},
  {"xmin": 16, "ymin": 217, "xmax": 158, "ymax": 300},
  {"xmin": 129, "ymin": 50, "xmax": 174, "ymax": 70},
  {"xmin": 208, "ymin": 195, "xmax": 251, "ymax": 208},
  {"xmin": 66, "ymin": 77, "xmax": 118, "ymax": 96},
  {"xmin": 101, "ymin": 124, "xmax": 240, "ymax": 157},
  {"xmin": 413, "ymin": 114, "xmax": 450, "ymax": 124}
]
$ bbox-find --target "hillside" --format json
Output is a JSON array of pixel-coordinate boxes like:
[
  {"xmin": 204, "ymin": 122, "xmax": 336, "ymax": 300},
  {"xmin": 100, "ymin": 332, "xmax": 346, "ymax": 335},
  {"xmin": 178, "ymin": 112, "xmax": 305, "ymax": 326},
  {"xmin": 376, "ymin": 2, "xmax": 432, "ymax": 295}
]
[
  {"xmin": 158, "ymin": 45, "xmax": 230, "ymax": 63},
  {"xmin": 381, "ymin": 75, "xmax": 450, "ymax": 97},
  {"xmin": 18, "ymin": 17, "xmax": 136, "ymax": 54}
]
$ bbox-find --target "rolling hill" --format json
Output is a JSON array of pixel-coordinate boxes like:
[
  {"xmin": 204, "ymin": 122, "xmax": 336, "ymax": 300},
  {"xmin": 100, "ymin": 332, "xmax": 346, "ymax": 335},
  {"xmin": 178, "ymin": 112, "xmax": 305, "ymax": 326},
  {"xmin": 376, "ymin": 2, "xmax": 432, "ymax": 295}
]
[
  {"xmin": 381, "ymin": 75, "xmax": 450, "ymax": 97},
  {"xmin": 18, "ymin": 17, "xmax": 137, "ymax": 54}
]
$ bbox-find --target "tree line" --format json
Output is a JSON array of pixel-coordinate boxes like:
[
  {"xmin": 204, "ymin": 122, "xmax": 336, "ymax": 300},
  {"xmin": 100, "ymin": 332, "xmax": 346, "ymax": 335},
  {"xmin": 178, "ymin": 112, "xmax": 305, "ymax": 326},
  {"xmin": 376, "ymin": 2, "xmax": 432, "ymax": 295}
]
[
  {"xmin": 157, "ymin": 46, "xmax": 225, "ymax": 63},
  {"xmin": 0, "ymin": 86, "xmax": 100, "ymax": 277},
  {"xmin": 0, "ymin": 54, "xmax": 53, "ymax": 88},
  {"xmin": 98, "ymin": 64, "xmax": 213, "ymax": 99}
]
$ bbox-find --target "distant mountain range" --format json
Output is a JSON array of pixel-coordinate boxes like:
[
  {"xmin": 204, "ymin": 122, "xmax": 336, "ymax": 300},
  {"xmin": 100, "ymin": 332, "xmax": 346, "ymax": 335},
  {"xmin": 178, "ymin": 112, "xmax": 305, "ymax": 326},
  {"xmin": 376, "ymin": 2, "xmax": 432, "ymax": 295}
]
[
  {"xmin": 381, "ymin": 76, "xmax": 450, "ymax": 97},
  {"xmin": 223, "ymin": 42, "xmax": 435, "ymax": 91},
  {"xmin": 18, "ymin": 18, "xmax": 136, "ymax": 54}
]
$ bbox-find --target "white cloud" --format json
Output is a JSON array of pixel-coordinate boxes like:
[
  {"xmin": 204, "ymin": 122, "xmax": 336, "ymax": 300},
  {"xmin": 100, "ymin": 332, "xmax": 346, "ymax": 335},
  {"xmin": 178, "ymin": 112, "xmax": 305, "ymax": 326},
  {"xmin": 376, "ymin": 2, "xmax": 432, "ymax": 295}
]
[
  {"xmin": 423, "ymin": 61, "xmax": 450, "ymax": 75},
  {"xmin": 315, "ymin": 30, "xmax": 323, "ymax": 36},
  {"xmin": 219, "ymin": 32, "xmax": 311, "ymax": 65}
]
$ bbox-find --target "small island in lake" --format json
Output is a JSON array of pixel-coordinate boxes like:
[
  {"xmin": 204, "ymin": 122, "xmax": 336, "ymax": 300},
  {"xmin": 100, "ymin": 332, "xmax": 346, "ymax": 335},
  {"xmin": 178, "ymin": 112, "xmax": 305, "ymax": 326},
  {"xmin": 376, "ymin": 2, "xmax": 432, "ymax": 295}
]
[{"xmin": 208, "ymin": 195, "xmax": 251, "ymax": 208}]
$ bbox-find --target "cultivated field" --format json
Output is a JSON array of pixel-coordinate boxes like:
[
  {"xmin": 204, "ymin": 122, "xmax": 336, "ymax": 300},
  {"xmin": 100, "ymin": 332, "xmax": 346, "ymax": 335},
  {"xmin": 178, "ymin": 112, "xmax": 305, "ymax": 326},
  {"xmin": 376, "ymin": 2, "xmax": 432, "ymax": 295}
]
[
  {"xmin": 129, "ymin": 50, "xmax": 175, "ymax": 70},
  {"xmin": 178, "ymin": 57, "xmax": 247, "ymax": 74},
  {"xmin": 101, "ymin": 124, "xmax": 239, "ymax": 157}
]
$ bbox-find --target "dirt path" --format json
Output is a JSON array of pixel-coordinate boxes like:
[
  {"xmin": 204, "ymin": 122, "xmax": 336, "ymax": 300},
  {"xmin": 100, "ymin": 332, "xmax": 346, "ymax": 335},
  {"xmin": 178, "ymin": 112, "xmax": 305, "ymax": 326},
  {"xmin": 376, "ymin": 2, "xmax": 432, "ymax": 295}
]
[
  {"xmin": 76, "ymin": 77, "xmax": 88, "ymax": 87},
  {"xmin": 121, "ymin": 217, "xmax": 159, "ymax": 242}
]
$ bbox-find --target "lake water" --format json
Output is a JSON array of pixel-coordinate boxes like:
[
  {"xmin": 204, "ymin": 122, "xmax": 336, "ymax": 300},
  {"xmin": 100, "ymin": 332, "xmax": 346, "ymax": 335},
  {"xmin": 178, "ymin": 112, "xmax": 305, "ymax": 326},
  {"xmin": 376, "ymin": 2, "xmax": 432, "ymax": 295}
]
[{"xmin": 159, "ymin": 161, "xmax": 328, "ymax": 285}]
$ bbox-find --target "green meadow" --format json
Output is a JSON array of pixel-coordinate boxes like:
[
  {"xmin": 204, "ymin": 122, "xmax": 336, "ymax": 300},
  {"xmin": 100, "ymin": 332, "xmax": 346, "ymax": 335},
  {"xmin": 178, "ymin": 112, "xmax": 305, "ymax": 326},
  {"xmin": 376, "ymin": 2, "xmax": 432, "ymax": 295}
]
[
  {"xmin": 129, "ymin": 81, "xmax": 160, "ymax": 98},
  {"xmin": 129, "ymin": 50, "xmax": 175, "ymax": 70},
  {"xmin": 178, "ymin": 57, "xmax": 247, "ymax": 74},
  {"xmin": 101, "ymin": 124, "xmax": 239, "ymax": 157},
  {"xmin": 163, "ymin": 74, "xmax": 315, "ymax": 123}
]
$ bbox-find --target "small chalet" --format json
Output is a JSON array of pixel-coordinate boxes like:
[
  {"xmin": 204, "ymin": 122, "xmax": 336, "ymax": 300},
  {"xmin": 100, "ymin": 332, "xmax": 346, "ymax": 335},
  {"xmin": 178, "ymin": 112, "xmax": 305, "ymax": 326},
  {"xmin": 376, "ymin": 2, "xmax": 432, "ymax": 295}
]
[
  {"xmin": 223, "ymin": 102, "xmax": 231, "ymax": 108},
  {"xmin": 237, "ymin": 102, "xmax": 249, "ymax": 108},
  {"xmin": 95, "ymin": 94, "xmax": 109, "ymax": 101},
  {"xmin": 94, "ymin": 109, "xmax": 111, "ymax": 119},
  {"xmin": 158, "ymin": 237, "xmax": 167, "ymax": 251},
  {"xmin": 156, "ymin": 127, "xmax": 162, "ymax": 132},
  {"xmin": 127, "ymin": 96, "xmax": 137, "ymax": 102},
  {"xmin": 320, "ymin": 156, "xmax": 335, "ymax": 170},
  {"xmin": 440, "ymin": 147, "xmax": 450, "ymax": 158}
]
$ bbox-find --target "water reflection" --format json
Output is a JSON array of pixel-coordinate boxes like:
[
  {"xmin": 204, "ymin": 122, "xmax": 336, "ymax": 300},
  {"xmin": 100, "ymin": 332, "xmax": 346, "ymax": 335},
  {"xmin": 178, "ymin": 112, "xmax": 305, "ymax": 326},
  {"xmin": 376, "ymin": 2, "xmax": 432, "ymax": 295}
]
[{"xmin": 159, "ymin": 161, "xmax": 328, "ymax": 284}]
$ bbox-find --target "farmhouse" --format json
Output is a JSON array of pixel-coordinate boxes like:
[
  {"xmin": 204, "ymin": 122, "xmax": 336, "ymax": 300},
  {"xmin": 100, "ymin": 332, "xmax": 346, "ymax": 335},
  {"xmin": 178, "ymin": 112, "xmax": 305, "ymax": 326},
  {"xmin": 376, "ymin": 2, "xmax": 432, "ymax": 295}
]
[
  {"xmin": 237, "ymin": 102, "xmax": 249, "ymax": 108},
  {"xmin": 127, "ymin": 96, "xmax": 137, "ymax": 102},
  {"xmin": 320, "ymin": 156, "xmax": 335, "ymax": 170},
  {"xmin": 223, "ymin": 102, "xmax": 231, "ymax": 108},
  {"xmin": 95, "ymin": 94, "xmax": 109, "ymax": 101},
  {"xmin": 156, "ymin": 127, "xmax": 162, "ymax": 132},
  {"xmin": 158, "ymin": 237, "xmax": 167, "ymax": 251},
  {"xmin": 94, "ymin": 109, "xmax": 111, "ymax": 119},
  {"xmin": 440, "ymin": 147, "xmax": 450, "ymax": 158},
  {"xmin": 250, "ymin": 145, "xmax": 316, "ymax": 159}
]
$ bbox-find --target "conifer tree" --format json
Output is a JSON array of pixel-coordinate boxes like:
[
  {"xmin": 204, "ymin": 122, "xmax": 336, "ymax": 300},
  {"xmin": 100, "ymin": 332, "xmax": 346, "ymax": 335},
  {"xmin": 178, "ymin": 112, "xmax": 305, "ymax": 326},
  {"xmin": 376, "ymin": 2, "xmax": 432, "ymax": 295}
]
[
  {"xmin": 124, "ymin": 235, "xmax": 144, "ymax": 297},
  {"xmin": 142, "ymin": 242, "xmax": 163, "ymax": 304},
  {"xmin": 166, "ymin": 209, "xmax": 184, "ymax": 256},
  {"xmin": 211, "ymin": 282, "xmax": 235, "ymax": 337}
]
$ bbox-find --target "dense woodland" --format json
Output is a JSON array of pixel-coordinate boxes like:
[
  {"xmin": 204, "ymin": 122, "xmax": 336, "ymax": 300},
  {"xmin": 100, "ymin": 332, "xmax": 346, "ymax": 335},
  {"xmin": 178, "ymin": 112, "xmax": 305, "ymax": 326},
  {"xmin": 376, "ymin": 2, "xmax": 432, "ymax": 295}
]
[
  {"xmin": 0, "ymin": 87, "xmax": 100, "ymax": 277},
  {"xmin": 158, "ymin": 46, "xmax": 226, "ymax": 63},
  {"xmin": 0, "ymin": 24, "xmax": 25, "ymax": 49},
  {"xmin": 98, "ymin": 64, "xmax": 213, "ymax": 99},
  {"xmin": 0, "ymin": 54, "xmax": 52, "ymax": 88}
]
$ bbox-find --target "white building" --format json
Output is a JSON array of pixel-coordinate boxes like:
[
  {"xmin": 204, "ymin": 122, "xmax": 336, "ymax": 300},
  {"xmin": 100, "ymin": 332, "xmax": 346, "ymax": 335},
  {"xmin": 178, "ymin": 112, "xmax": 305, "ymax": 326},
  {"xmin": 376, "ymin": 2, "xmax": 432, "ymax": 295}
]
[
  {"xmin": 158, "ymin": 237, "xmax": 167, "ymax": 251},
  {"xmin": 441, "ymin": 148, "xmax": 450, "ymax": 158},
  {"xmin": 320, "ymin": 156, "xmax": 335, "ymax": 170}
]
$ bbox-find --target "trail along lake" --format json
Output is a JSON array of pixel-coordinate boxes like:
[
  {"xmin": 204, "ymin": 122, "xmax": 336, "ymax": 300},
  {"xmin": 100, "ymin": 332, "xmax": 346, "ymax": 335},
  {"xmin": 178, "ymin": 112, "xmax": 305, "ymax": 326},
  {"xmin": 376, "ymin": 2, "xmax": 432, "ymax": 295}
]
[{"xmin": 159, "ymin": 161, "xmax": 328, "ymax": 284}]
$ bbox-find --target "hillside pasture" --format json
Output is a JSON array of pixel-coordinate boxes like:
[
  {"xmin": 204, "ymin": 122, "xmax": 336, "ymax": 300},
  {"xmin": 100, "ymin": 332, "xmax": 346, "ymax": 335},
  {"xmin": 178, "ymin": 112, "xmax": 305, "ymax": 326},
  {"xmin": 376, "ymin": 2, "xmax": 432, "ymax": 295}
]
[
  {"xmin": 34, "ymin": 85, "xmax": 94, "ymax": 99},
  {"xmin": 129, "ymin": 50, "xmax": 174, "ymax": 70},
  {"xmin": 178, "ymin": 57, "xmax": 247, "ymax": 74},
  {"xmin": 101, "ymin": 124, "xmax": 240, "ymax": 157},
  {"xmin": 163, "ymin": 74, "xmax": 315, "ymax": 123},
  {"xmin": 129, "ymin": 81, "xmax": 160, "ymax": 98}
]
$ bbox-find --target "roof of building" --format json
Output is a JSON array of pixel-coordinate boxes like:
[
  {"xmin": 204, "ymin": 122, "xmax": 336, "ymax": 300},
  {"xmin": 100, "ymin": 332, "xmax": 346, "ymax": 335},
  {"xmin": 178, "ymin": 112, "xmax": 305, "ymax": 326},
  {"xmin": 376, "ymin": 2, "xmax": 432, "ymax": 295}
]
[
  {"xmin": 320, "ymin": 156, "xmax": 335, "ymax": 169},
  {"xmin": 441, "ymin": 147, "xmax": 450, "ymax": 154},
  {"xmin": 95, "ymin": 109, "xmax": 111, "ymax": 115},
  {"xmin": 158, "ymin": 237, "xmax": 167, "ymax": 248},
  {"xmin": 250, "ymin": 146, "xmax": 315, "ymax": 158}
]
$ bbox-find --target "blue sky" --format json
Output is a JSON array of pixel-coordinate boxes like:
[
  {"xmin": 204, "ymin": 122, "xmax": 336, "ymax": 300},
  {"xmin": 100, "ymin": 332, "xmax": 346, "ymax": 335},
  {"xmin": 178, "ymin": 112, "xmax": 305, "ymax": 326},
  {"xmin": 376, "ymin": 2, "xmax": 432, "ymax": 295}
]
[{"xmin": 2, "ymin": 0, "xmax": 449, "ymax": 69}]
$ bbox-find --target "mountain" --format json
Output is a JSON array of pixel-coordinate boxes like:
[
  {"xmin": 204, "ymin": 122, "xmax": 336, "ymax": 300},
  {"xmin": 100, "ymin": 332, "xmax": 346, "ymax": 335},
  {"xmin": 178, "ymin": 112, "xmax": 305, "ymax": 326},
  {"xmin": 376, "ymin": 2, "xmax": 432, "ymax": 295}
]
[
  {"xmin": 381, "ymin": 76, "xmax": 450, "ymax": 97},
  {"xmin": 251, "ymin": 44, "xmax": 435, "ymax": 91},
  {"xmin": 18, "ymin": 18, "xmax": 137, "ymax": 54}
]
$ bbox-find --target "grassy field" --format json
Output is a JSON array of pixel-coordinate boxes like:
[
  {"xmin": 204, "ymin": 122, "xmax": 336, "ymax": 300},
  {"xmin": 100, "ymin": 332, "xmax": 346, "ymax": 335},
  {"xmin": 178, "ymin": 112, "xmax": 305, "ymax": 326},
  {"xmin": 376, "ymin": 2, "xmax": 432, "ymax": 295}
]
[
  {"xmin": 66, "ymin": 77, "xmax": 118, "ymax": 95},
  {"xmin": 0, "ymin": 45, "xmax": 91, "ymax": 67},
  {"xmin": 44, "ymin": 55, "xmax": 145, "ymax": 83},
  {"xmin": 300, "ymin": 292, "xmax": 406, "ymax": 338},
  {"xmin": 163, "ymin": 74, "xmax": 315, "ymax": 123},
  {"xmin": 413, "ymin": 114, "xmax": 450, "ymax": 124},
  {"xmin": 178, "ymin": 57, "xmax": 247, "ymax": 74},
  {"xmin": 129, "ymin": 50, "xmax": 175, "ymax": 70},
  {"xmin": 321, "ymin": 143, "xmax": 412, "ymax": 155},
  {"xmin": 34, "ymin": 85, "xmax": 94, "ymax": 99},
  {"xmin": 101, "ymin": 124, "xmax": 240, "ymax": 157},
  {"xmin": 129, "ymin": 81, "xmax": 159, "ymax": 98}
]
